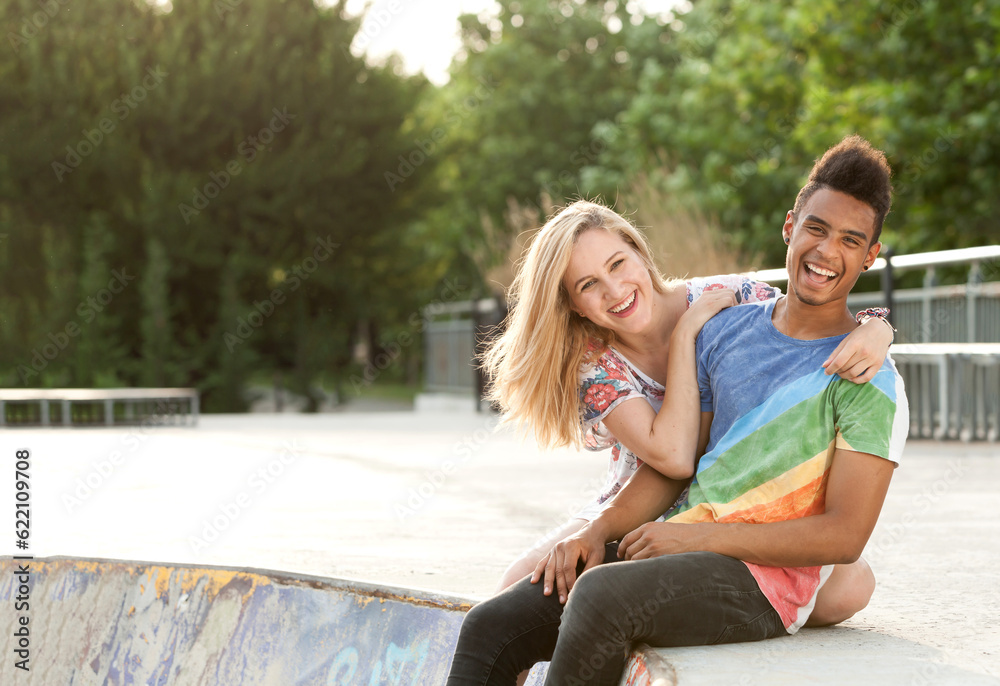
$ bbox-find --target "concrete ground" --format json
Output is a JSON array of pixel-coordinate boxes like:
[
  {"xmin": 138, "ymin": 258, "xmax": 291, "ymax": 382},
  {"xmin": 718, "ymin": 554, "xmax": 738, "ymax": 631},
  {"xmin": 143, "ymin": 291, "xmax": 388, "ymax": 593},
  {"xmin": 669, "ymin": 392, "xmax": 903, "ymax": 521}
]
[{"xmin": 3, "ymin": 410, "xmax": 998, "ymax": 683}]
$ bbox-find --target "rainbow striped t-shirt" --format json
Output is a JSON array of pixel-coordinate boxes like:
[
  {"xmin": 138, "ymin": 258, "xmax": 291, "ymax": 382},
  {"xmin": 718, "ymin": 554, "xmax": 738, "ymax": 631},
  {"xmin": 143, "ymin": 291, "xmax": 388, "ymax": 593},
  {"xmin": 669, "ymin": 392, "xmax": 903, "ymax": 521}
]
[{"xmin": 664, "ymin": 297, "xmax": 908, "ymax": 633}]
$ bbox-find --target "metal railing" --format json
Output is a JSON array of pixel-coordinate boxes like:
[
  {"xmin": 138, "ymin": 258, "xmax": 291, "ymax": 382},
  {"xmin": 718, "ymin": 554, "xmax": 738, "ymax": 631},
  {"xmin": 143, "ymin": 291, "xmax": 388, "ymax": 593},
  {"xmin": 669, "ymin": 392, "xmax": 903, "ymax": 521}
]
[
  {"xmin": 747, "ymin": 245, "xmax": 1000, "ymax": 344},
  {"xmin": 890, "ymin": 344, "xmax": 1000, "ymax": 442},
  {"xmin": 422, "ymin": 298, "xmax": 502, "ymax": 397},
  {"xmin": 0, "ymin": 388, "xmax": 199, "ymax": 427},
  {"xmin": 748, "ymin": 245, "xmax": 1000, "ymax": 441}
]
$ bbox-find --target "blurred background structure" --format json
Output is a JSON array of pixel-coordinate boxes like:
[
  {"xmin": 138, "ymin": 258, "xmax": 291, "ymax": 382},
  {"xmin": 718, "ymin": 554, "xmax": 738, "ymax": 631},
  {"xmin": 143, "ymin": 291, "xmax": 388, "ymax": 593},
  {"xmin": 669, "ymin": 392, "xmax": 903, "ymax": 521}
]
[{"xmin": 2, "ymin": 0, "xmax": 999, "ymax": 421}]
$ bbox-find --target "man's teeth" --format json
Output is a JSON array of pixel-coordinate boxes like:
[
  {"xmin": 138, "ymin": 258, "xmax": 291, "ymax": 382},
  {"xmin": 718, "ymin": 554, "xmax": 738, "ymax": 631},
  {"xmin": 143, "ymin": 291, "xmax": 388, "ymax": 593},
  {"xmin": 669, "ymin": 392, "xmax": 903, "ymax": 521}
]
[
  {"xmin": 806, "ymin": 263, "xmax": 837, "ymax": 278},
  {"xmin": 610, "ymin": 291, "xmax": 636, "ymax": 313}
]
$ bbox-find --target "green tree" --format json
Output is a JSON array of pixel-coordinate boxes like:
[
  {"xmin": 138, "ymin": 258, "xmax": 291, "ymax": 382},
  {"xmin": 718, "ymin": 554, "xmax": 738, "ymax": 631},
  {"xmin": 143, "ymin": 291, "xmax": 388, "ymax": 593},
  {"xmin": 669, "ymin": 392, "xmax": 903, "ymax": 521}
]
[
  {"xmin": 0, "ymin": 0, "xmax": 438, "ymax": 409},
  {"xmin": 592, "ymin": 0, "xmax": 1000, "ymax": 265},
  {"xmin": 425, "ymin": 0, "xmax": 680, "ymax": 279}
]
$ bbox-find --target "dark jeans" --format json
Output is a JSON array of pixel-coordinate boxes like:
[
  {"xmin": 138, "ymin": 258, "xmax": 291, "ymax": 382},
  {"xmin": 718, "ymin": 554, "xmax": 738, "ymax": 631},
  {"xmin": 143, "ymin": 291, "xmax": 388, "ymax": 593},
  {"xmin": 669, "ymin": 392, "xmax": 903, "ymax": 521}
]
[{"xmin": 446, "ymin": 546, "xmax": 786, "ymax": 685}]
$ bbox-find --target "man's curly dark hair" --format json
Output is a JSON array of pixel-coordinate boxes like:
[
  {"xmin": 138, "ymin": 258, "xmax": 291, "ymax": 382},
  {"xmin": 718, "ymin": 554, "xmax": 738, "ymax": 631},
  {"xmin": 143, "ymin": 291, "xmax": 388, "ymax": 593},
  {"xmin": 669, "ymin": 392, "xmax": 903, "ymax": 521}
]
[{"xmin": 792, "ymin": 134, "xmax": 893, "ymax": 244}]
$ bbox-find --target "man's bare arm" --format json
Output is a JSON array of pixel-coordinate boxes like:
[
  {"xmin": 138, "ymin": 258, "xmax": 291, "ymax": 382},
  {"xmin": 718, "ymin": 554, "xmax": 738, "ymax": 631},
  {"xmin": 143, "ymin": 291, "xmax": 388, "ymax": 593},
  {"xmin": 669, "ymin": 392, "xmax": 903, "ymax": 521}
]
[
  {"xmin": 619, "ymin": 447, "xmax": 895, "ymax": 566},
  {"xmin": 531, "ymin": 412, "xmax": 713, "ymax": 603},
  {"xmin": 590, "ymin": 411, "xmax": 713, "ymax": 543}
]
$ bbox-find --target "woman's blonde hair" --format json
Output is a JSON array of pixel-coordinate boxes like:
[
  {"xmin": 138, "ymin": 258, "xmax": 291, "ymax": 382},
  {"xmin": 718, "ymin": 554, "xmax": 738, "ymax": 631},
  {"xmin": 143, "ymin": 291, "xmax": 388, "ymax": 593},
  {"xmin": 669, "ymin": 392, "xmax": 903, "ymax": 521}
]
[{"xmin": 482, "ymin": 200, "xmax": 670, "ymax": 449}]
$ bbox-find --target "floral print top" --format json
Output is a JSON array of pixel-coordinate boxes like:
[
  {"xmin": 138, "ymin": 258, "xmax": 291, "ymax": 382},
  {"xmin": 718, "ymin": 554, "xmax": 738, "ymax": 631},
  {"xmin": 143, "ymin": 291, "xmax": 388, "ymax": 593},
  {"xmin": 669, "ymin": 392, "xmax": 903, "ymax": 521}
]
[{"xmin": 574, "ymin": 275, "xmax": 780, "ymax": 521}]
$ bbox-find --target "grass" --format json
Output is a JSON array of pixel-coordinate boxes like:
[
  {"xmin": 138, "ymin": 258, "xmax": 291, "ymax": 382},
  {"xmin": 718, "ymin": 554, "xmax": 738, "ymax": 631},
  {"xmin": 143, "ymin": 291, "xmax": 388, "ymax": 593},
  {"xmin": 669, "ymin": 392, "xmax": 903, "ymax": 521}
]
[{"xmin": 348, "ymin": 380, "xmax": 420, "ymax": 404}]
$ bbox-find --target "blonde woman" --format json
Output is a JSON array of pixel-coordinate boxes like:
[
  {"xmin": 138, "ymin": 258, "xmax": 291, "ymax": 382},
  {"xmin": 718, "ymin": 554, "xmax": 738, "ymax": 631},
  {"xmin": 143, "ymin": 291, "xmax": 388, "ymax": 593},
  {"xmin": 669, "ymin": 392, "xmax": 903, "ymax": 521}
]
[{"xmin": 484, "ymin": 200, "xmax": 892, "ymax": 627}]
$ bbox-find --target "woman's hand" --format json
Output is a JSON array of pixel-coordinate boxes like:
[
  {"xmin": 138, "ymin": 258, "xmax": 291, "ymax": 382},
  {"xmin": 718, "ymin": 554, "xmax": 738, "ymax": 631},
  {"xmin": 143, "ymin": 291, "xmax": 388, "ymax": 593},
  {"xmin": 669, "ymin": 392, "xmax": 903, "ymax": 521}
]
[
  {"xmin": 822, "ymin": 317, "xmax": 893, "ymax": 384},
  {"xmin": 675, "ymin": 288, "xmax": 738, "ymax": 341}
]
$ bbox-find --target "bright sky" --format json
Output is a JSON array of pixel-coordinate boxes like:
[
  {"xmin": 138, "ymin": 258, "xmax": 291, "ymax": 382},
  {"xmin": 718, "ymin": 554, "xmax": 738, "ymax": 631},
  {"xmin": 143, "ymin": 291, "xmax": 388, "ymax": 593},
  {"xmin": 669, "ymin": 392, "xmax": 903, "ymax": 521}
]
[{"xmin": 341, "ymin": 0, "xmax": 688, "ymax": 85}]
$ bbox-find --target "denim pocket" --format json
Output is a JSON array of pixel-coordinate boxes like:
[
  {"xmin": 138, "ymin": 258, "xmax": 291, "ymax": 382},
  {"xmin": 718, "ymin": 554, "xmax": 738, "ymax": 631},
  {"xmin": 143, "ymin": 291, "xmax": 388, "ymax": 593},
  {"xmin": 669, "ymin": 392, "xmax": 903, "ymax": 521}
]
[{"xmin": 712, "ymin": 608, "xmax": 785, "ymax": 645}]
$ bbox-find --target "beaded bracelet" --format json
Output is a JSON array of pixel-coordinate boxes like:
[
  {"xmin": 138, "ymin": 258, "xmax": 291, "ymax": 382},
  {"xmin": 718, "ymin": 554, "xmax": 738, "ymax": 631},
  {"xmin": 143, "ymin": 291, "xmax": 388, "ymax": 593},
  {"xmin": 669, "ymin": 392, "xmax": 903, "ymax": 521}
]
[{"xmin": 855, "ymin": 307, "xmax": 896, "ymax": 344}]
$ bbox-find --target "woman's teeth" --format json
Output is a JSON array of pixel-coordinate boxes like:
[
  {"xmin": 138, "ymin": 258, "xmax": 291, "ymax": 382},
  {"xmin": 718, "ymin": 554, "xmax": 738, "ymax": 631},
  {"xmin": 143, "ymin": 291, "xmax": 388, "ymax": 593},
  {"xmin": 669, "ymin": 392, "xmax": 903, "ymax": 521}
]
[{"xmin": 610, "ymin": 291, "xmax": 636, "ymax": 313}]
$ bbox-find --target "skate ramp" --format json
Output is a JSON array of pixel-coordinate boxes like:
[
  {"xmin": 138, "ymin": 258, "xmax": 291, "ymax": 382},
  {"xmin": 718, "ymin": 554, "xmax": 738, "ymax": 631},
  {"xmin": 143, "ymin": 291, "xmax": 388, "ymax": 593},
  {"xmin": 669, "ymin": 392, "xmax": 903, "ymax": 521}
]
[
  {"xmin": 0, "ymin": 556, "xmax": 675, "ymax": 685},
  {"xmin": 0, "ymin": 557, "xmax": 470, "ymax": 685}
]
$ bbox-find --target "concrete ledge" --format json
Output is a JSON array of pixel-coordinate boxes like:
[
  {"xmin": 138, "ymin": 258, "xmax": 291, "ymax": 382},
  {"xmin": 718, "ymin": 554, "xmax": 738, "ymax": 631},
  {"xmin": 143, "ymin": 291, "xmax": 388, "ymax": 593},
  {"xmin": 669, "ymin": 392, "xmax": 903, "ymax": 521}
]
[{"xmin": 642, "ymin": 630, "xmax": 1000, "ymax": 686}]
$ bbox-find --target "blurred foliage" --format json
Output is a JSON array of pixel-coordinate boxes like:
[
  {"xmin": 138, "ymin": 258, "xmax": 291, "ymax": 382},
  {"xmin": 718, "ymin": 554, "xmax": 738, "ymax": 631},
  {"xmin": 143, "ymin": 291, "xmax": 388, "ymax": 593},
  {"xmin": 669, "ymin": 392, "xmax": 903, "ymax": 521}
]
[
  {"xmin": 1, "ymin": 0, "xmax": 998, "ymax": 408},
  {"xmin": 581, "ymin": 0, "xmax": 1000, "ymax": 265},
  {"xmin": 426, "ymin": 0, "xmax": 680, "ymax": 285},
  {"xmin": 0, "ymin": 0, "xmax": 440, "ymax": 409}
]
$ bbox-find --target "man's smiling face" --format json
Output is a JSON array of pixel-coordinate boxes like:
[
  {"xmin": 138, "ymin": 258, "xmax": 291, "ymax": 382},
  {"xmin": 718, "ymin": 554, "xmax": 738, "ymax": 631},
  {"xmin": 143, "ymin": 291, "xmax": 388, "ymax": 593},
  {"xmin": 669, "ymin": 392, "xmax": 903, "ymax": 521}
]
[{"xmin": 783, "ymin": 188, "xmax": 882, "ymax": 308}]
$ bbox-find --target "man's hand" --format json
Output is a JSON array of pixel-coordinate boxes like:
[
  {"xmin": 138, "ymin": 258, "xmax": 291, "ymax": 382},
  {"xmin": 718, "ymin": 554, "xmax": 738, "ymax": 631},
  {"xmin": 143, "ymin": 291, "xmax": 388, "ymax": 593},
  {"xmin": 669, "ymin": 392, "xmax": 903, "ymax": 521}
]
[
  {"xmin": 618, "ymin": 521, "xmax": 701, "ymax": 560},
  {"xmin": 530, "ymin": 524, "xmax": 607, "ymax": 604}
]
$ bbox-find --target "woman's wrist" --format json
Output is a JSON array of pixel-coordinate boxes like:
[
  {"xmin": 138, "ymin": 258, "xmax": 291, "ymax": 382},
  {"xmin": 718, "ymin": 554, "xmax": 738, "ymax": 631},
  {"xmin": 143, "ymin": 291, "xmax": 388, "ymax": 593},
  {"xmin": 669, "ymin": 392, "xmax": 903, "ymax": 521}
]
[
  {"xmin": 671, "ymin": 318, "xmax": 702, "ymax": 344},
  {"xmin": 856, "ymin": 307, "xmax": 895, "ymax": 345}
]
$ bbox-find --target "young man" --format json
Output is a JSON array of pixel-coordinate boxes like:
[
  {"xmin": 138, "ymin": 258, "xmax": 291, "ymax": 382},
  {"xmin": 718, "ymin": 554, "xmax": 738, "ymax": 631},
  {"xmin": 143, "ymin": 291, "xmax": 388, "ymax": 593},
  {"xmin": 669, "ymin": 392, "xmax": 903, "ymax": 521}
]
[{"xmin": 446, "ymin": 135, "xmax": 908, "ymax": 685}]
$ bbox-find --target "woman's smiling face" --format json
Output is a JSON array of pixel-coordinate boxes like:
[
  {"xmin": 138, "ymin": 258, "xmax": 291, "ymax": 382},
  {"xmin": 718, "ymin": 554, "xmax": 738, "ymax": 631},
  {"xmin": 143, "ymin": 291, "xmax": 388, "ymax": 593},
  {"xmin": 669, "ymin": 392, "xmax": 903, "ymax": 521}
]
[{"xmin": 562, "ymin": 228, "xmax": 655, "ymax": 335}]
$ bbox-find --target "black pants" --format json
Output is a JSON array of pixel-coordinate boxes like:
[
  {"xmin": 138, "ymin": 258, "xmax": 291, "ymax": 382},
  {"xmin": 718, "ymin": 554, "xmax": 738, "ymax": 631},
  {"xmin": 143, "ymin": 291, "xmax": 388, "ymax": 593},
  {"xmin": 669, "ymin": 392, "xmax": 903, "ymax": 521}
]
[{"xmin": 446, "ymin": 546, "xmax": 786, "ymax": 685}]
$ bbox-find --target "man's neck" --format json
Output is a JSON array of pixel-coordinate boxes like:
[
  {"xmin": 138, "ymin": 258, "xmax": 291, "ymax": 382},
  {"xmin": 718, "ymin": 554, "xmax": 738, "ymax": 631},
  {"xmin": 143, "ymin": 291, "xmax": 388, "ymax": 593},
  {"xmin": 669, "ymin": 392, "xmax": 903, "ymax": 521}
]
[{"xmin": 772, "ymin": 294, "xmax": 857, "ymax": 340}]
